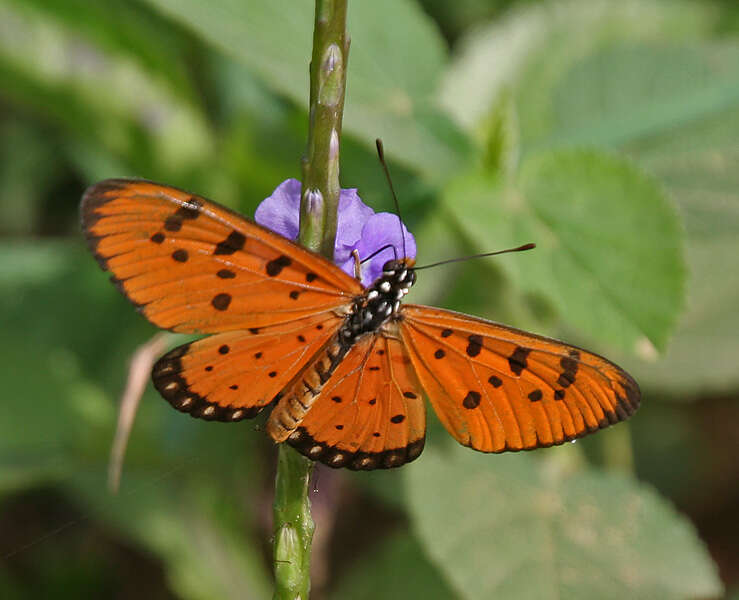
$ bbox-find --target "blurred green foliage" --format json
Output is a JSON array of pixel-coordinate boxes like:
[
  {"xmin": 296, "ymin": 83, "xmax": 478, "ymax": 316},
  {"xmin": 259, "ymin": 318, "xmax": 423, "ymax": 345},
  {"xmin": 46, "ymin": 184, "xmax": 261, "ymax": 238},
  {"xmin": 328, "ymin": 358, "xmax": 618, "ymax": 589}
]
[{"xmin": 0, "ymin": 0, "xmax": 736, "ymax": 598}]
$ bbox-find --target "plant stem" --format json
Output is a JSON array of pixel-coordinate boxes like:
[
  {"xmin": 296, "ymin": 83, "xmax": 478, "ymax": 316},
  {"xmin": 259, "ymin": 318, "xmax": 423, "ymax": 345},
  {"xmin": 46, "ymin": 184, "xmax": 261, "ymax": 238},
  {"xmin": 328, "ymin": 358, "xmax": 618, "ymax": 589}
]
[
  {"xmin": 299, "ymin": 0, "xmax": 349, "ymax": 256},
  {"xmin": 273, "ymin": 446, "xmax": 316, "ymax": 600},
  {"xmin": 272, "ymin": 2, "xmax": 349, "ymax": 599}
]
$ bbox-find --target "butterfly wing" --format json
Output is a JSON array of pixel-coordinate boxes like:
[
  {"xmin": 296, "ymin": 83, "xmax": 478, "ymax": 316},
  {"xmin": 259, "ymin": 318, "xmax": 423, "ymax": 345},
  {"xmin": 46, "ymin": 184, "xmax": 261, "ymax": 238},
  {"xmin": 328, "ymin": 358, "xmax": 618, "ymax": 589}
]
[
  {"xmin": 81, "ymin": 179, "xmax": 362, "ymax": 333},
  {"xmin": 284, "ymin": 328, "xmax": 426, "ymax": 470},
  {"xmin": 152, "ymin": 312, "xmax": 342, "ymax": 421},
  {"xmin": 399, "ymin": 305, "xmax": 640, "ymax": 452}
]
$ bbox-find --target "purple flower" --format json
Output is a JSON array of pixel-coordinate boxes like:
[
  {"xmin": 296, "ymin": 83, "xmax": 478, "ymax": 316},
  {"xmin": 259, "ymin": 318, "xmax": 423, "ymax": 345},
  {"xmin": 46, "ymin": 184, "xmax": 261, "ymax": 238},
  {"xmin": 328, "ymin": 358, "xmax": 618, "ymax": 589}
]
[{"xmin": 255, "ymin": 178, "xmax": 416, "ymax": 286}]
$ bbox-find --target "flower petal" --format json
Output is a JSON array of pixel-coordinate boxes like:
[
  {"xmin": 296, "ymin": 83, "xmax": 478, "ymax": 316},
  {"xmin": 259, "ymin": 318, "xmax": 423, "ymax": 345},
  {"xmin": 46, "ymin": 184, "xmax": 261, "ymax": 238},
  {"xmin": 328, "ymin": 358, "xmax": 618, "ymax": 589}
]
[
  {"xmin": 254, "ymin": 178, "xmax": 301, "ymax": 240},
  {"xmin": 334, "ymin": 188, "xmax": 374, "ymax": 264},
  {"xmin": 352, "ymin": 212, "xmax": 416, "ymax": 286},
  {"xmin": 255, "ymin": 179, "xmax": 415, "ymax": 287}
]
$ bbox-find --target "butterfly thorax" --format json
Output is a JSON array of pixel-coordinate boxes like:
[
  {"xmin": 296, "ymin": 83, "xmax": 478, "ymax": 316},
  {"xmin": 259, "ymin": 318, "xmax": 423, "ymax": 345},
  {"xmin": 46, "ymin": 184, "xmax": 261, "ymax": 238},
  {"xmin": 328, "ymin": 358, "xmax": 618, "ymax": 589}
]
[
  {"xmin": 266, "ymin": 259, "xmax": 416, "ymax": 453},
  {"xmin": 344, "ymin": 258, "xmax": 416, "ymax": 340}
]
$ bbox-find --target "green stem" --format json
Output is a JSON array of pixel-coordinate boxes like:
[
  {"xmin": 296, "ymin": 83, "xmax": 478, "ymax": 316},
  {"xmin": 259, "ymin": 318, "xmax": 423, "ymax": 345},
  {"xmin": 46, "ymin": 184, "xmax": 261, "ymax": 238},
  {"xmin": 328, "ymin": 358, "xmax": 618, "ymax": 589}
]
[
  {"xmin": 299, "ymin": 0, "xmax": 349, "ymax": 256},
  {"xmin": 272, "ymin": 2, "xmax": 349, "ymax": 599},
  {"xmin": 273, "ymin": 446, "xmax": 316, "ymax": 600}
]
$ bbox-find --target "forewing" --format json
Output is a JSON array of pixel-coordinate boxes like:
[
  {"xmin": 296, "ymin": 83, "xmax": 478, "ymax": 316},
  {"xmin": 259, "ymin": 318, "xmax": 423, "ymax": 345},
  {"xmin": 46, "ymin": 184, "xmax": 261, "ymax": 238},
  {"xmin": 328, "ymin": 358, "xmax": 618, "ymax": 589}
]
[
  {"xmin": 152, "ymin": 313, "xmax": 342, "ymax": 421},
  {"xmin": 400, "ymin": 305, "xmax": 640, "ymax": 452},
  {"xmin": 81, "ymin": 179, "xmax": 362, "ymax": 333},
  {"xmin": 286, "ymin": 330, "xmax": 426, "ymax": 470}
]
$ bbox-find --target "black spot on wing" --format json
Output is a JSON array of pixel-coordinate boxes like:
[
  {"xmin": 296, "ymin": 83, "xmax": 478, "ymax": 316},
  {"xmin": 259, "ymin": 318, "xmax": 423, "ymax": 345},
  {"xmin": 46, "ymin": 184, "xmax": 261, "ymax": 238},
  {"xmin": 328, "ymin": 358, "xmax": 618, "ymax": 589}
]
[
  {"xmin": 175, "ymin": 197, "xmax": 202, "ymax": 220},
  {"xmin": 558, "ymin": 356, "xmax": 579, "ymax": 388},
  {"xmin": 172, "ymin": 249, "xmax": 188, "ymax": 262},
  {"xmin": 463, "ymin": 391, "xmax": 481, "ymax": 409},
  {"xmin": 266, "ymin": 255, "xmax": 292, "ymax": 276},
  {"xmin": 211, "ymin": 293, "xmax": 232, "ymax": 311},
  {"xmin": 508, "ymin": 347, "xmax": 531, "ymax": 376},
  {"xmin": 528, "ymin": 389, "xmax": 543, "ymax": 402},
  {"xmin": 152, "ymin": 344, "xmax": 261, "ymax": 422},
  {"xmin": 164, "ymin": 215, "xmax": 183, "ymax": 232},
  {"xmin": 466, "ymin": 334, "xmax": 483, "ymax": 357},
  {"xmin": 214, "ymin": 231, "xmax": 246, "ymax": 255},
  {"xmin": 216, "ymin": 269, "xmax": 236, "ymax": 279}
]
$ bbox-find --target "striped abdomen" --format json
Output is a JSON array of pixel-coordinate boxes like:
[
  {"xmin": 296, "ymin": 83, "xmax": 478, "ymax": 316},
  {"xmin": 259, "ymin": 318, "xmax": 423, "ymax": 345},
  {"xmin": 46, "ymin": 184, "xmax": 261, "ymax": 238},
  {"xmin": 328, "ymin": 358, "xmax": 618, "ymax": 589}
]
[{"xmin": 266, "ymin": 332, "xmax": 351, "ymax": 442}]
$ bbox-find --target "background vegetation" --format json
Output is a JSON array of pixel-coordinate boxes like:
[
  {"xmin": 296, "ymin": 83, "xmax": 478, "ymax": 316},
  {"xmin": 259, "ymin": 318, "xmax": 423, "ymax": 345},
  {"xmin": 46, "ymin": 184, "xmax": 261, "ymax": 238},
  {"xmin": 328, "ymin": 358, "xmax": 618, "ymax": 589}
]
[{"xmin": 1, "ymin": 0, "xmax": 737, "ymax": 598}]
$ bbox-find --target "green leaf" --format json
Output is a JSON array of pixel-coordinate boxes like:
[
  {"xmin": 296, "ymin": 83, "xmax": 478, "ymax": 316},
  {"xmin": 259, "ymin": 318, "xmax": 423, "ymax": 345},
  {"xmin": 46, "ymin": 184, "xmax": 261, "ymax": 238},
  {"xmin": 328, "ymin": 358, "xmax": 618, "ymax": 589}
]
[
  {"xmin": 527, "ymin": 42, "xmax": 739, "ymax": 153},
  {"xmin": 74, "ymin": 468, "xmax": 272, "ymax": 600},
  {"xmin": 544, "ymin": 40, "xmax": 739, "ymax": 392},
  {"xmin": 0, "ymin": 240, "xmax": 273, "ymax": 598},
  {"xmin": 440, "ymin": 0, "xmax": 720, "ymax": 135},
  {"xmin": 140, "ymin": 0, "xmax": 471, "ymax": 179},
  {"xmin": 442, "ymin": 0, "xmax": 739, "ymax": 391},
  {"xmin": 8, "ymin": 0, "xmax": 197, "ymax": 99},
  {"xmin": 406, "ymin": 445, "xmax": 723, "ymax": 600},
  {"xmin": 445, "ymin": 149, "xmax": 685, "ymax": 353},
  {"xmin": 0, "ymin": 118, "xmax": 61, "ymax": 235},
  {"xmin": 623, "ymin": 231, "xmax": 739, "ymax": 396},
  {"xmin": 0, "ymin": 0, "xmax": 214, "ymax": 178},
  {"xmin": 329, "ymin": 532, "xmax": 458, "ymax": 600},
  {"xmin": 611, "ymin": 46, "xmax": 739, "ymax": 394}
]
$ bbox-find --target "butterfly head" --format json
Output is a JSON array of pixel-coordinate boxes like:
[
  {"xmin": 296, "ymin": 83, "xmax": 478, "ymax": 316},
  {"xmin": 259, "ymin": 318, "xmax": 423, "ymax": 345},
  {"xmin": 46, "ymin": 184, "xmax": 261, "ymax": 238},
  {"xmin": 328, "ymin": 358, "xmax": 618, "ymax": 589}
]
[
  {"xmin": 382, "ymin": 257, "xmax": 415, "ymax": 274},
  {"xmin": 381, "ymin": 258, "xmax": 417, "ymax": 294},
  {"xmin": 346, "ymin": 258, "xmax": 416, "ymax": 337}
]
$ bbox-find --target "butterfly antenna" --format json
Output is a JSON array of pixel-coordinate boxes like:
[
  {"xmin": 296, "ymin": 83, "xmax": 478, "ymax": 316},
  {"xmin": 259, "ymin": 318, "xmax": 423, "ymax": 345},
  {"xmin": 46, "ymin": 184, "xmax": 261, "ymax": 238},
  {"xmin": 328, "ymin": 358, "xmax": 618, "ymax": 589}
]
[
  {"xmin": 360, "ymin": 243, "xmax": 397, "ymax": 265},
  {"xmin": 413, "ymin": 243, "xmax": 536, "ymax": 270},
  {"xmin": 375, "ymin": 139, "xmax": 407, "ymax": 259}
]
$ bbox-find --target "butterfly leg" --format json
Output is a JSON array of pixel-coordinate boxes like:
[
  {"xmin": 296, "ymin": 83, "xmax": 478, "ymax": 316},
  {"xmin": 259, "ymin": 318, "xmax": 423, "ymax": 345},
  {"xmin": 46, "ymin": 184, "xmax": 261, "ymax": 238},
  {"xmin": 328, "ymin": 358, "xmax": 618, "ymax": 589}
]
[{"xmin": 352, "ymin": 249, "xmax": 361, "ymax": 280}]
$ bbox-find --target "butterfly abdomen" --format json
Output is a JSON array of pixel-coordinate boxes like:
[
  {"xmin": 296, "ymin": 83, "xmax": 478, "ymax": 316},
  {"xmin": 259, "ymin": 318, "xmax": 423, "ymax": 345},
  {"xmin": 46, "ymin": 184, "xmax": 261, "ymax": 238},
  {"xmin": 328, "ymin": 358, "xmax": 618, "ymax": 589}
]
[
  {"xmin": 266, "ymin": 259, "xmax": 417, "ymax": 445},
  {"xmin": 266, "ymin": 333, "xmax": 351, "ymax": 443}
]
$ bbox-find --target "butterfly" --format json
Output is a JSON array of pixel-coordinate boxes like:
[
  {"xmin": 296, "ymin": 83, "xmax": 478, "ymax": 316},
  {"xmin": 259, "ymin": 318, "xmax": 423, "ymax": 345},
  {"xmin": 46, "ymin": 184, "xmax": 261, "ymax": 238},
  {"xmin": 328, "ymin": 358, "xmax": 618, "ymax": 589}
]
[{"xmin": 81, "ymin": 179, "xmax": 640, "ymax": 470}]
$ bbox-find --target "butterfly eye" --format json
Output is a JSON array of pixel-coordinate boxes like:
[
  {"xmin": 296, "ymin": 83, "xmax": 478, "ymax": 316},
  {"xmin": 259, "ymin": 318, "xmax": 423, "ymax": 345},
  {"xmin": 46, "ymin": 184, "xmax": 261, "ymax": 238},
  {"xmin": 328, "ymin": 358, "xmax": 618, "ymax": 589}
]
[{"xmin": 383, "ymin": 259, "xmax": 403, "ymax": 273}]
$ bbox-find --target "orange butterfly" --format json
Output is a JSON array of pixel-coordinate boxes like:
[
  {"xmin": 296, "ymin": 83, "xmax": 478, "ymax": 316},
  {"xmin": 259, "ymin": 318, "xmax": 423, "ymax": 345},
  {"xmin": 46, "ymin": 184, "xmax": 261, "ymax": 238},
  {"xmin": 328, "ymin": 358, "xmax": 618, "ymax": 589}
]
[{"xmin": 81, "ymin": 179, "xmax": 640, "ymax": 470}]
